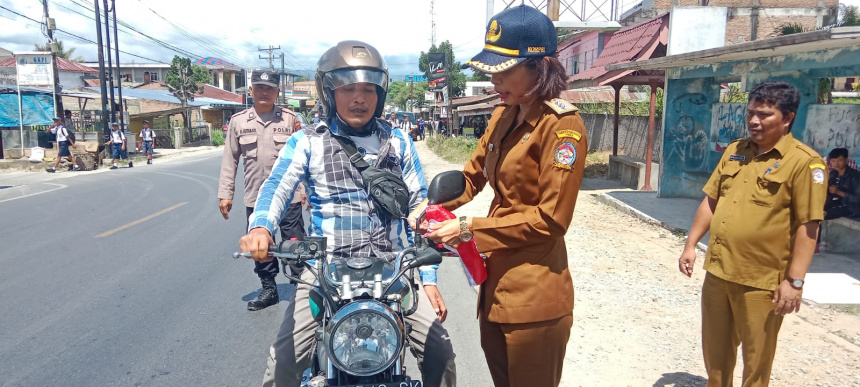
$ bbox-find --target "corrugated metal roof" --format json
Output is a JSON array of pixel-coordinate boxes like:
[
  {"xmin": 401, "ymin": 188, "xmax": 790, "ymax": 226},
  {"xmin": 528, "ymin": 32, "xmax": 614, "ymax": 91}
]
[
  {"xmin": 0, "ymin": 57, "xmax": 98, "ymax": 73},
  {"xmin": 561, "ymin": 86, "xmax": 650, "ymax": 104},
  {"xmin": 84, "ymin": 87, "xmax": 241, "ymax": 106},
  {"xmin": 569, "ymin": 13, "xmax": 669, "ymax": 85}
]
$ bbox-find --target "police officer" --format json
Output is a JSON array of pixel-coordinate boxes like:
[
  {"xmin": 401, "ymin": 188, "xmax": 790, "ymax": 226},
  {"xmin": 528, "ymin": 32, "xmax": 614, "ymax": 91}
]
[
  {"xmin": 422, "ymin": 5, "xmax": 587, "ymax": 386},
  {"xmin": 218, "ymin": 69, "xmax": 306, "ymax": 311},
  {"xmin": 679, "ymin": 81, "xmax": 827, "ymax": 386}
]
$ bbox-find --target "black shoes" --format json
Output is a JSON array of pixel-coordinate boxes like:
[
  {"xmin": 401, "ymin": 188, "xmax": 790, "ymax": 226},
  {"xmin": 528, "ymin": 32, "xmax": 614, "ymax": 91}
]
[
  {"xmin": 128, "ymin": 161, "xmax": 134, "ymax": 168},
  {"xmin": 247, "ymin": 276, "xmax": 279, "ymax": 311}
]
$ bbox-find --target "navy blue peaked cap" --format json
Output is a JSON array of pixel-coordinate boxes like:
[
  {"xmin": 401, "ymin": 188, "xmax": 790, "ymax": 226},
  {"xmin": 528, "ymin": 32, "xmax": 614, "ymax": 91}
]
[{"xmin": 464, "ymin": 5, "xmax": 557, "ymax": 74}]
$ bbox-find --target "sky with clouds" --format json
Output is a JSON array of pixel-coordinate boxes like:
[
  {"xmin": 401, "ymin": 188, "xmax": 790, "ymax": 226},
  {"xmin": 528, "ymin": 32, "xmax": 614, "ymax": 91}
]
[{"xmin": 1, "ymin": 0, "xmax": 857, "ymax": 81}]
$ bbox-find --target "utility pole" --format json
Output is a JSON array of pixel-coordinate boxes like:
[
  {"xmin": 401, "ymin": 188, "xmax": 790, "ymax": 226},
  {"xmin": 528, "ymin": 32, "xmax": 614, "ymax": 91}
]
[
  {"xmin": 110, "ymin": 0, "xmax": 124, "ymax": 130},
  {"xmin": 280, "ymin": 52, "xmax": 285, "ymax": 105},
  {"xmin": 431, "ymin": 0, "xmax": 436, "ymax": 47},
  {"xmin": 409, "ymin": 76, "xmax": 414, "ymax": 112},
  {"xmin": 93, "ymin": 0, "xmax": 109, "ymax": 138},
  {"xmin": 41, "ymin": 0, "xmax": 64, "ymax": 117},
  {"xmin": 258, "ymin": 46, "xmax": 280, "ymax": 71},
  {"xmin": 102, "ymin": 0, "xmax": 116, "ymax": 123},
  {"xmin": 548, "ymin": 0, "xmax": 560, "ymax": 21}
]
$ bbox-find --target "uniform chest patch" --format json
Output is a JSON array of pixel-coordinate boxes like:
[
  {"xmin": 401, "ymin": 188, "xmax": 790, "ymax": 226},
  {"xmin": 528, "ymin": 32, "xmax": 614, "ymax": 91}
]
[{"xmin": 554, "ymin": 142, "xmax": 577, "ymax": 170}]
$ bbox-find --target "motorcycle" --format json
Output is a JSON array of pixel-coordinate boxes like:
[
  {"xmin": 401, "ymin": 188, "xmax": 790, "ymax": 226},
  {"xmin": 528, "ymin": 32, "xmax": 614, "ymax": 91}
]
[{"xmin": 235, "ymin": 171, "xmax": 466, "ymax": 387}]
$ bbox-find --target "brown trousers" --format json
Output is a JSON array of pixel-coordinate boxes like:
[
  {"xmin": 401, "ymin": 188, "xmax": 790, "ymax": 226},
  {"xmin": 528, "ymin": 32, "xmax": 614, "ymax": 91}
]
[
  {"xmin": 479, "ymin": 312, "xmax": 573, "ymax": 387},
  {"xmin": 702, "ymin": 273, "xmax": 784, "ymax": 387}
]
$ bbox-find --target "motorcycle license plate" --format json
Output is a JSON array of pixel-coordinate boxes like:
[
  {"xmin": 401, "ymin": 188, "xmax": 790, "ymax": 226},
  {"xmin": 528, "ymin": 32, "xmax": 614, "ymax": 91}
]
[{"xmin": 333, "ymin": 382, "xmax": 421, "ymax": 387}]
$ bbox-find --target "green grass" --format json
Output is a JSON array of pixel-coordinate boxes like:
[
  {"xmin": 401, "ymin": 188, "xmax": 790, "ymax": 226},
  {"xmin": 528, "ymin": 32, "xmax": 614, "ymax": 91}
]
[
  {"xmin": 211, "ymin": 129, "xmax": 225, "ymax": 146},
  {"xmin": 427, "ymin": 135, "xmax": 478, "ymax": 165}
]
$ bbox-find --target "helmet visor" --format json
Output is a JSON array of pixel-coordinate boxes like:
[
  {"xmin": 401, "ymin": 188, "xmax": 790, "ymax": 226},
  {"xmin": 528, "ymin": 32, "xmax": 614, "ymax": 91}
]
[{"xmin": 323, "ymin": 68, "xmax": 388, "ymax": 91}]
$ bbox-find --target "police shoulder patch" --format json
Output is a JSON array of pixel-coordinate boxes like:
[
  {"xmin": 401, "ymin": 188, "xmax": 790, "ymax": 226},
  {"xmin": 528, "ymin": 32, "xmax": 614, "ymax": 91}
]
[
  {"xmin": 553, "ymin": 142, "xmax": 577, "ymax": 170},
  {"xmin": 545, "ymin": 98, "xmax": 579, "ymax": 116}
]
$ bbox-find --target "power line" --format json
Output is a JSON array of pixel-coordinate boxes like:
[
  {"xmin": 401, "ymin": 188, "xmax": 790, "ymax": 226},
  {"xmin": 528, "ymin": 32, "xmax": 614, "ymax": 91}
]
[
  {"xmin": 0, "ymin": 4, "xmax": 161, "ymax": 62},
  {"xmin": 131, "ymin": 0, "xmax": 252, "ymax": 68},
  {"xmin": 60, "ymin": 0, "xmax": 205, "ymax": 61}
]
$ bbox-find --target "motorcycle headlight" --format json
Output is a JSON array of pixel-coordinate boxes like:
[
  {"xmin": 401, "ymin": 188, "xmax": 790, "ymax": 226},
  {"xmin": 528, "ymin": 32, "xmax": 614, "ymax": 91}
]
[{"xmin": 324, "ymin": 300, "xmax": 404, "ymax": 376}]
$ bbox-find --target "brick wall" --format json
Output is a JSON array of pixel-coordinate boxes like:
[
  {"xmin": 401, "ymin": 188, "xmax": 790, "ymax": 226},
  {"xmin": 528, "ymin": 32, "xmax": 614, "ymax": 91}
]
[
  {"xmin": 725, "ymin": 14, "xmax": 818, "ymax": 43},
  {"xmin": 708, "ymin": 0, "xmax": 832, "ymax": 7}
]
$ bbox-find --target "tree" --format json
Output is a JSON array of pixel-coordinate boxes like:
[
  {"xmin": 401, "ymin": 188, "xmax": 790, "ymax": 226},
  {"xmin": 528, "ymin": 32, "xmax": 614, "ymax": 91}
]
[
  {"xmin": 192, "ymin": 65, "xmax": 211, "ymax": 85},
  {"xmin": 469, "ymin": 71, "xmax": 490, "ymax": 82},
  {"xmin": 840, "ymin": 4, "xmax": 860, "ymax": 26},
  {"xmin": 165, "ymin": 56, "xmax": 200, "ymax": 128},
  {"xmin": 418, "ymin": 40, "xmax": 467, "ymax": 97},
  {"xmin": 34, "ymin": 40, "xmax": 83, "ymax": 62}
]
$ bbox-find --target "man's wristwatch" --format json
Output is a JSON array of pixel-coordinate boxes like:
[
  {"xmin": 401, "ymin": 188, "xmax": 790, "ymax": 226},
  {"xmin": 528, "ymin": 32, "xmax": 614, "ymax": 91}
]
[
  {"xmin": 786, "ymin": 276, "xmax": 805, "ymax": 290},
  {"xmin": 459, "ymin": 216, "xmax": 474, "ymax": 242}
]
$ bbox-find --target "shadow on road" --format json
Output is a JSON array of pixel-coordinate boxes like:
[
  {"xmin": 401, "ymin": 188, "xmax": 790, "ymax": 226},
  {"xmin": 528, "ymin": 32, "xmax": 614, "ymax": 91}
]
[
  {"xmin": 652, "ymin": 372, "xmax": 707, "ymax": 387},
  {"xmin": 241, "ymin": 283, "xmax": 297, "ymax": 302}
]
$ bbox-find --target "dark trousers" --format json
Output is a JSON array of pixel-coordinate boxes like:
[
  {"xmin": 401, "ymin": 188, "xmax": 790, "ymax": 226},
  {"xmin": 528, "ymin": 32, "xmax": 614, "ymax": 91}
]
[
  {"xmin": 246, "ymin": 202, "xmax": 305, "ymax": 279},
  {"xmin": 825, "ymin": 202, "xmax": 853, "ymax": 220}
]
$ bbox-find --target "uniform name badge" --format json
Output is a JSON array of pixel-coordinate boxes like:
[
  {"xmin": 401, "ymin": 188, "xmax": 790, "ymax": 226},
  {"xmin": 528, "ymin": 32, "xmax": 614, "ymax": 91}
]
[
  {"xmin": 729, "ymin": 154, "xmax": 745, "ymax": 161},
  {"xmin": 553, "ymin": 142, "xmax": 576, "ymax": 170}
]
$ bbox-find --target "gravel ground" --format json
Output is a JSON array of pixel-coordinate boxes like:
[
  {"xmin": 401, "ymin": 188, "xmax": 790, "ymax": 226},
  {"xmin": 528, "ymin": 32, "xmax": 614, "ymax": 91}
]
[{"xmin": 414, "ymin": 139, "xmax": 860, "ymax": 387}]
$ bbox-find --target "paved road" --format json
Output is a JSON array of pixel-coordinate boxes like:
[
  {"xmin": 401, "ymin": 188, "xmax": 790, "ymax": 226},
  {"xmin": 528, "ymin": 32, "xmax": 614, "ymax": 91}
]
[{"xmin": 0, "ymin": 150, "xmax": 490, "ymax": 386}]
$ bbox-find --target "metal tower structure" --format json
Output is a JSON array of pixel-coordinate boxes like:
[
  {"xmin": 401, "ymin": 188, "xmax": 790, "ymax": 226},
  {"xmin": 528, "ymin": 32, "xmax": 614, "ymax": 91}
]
[{"xmin": 495, "ymin": 0, "xmax": 623, "ymax": 26}]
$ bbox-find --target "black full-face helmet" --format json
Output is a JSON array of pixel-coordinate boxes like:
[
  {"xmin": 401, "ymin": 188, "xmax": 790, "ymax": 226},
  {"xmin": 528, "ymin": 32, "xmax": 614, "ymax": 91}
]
[{"xmin": 315, "ymin": 41, "xmax": 389, "ymax": 119}]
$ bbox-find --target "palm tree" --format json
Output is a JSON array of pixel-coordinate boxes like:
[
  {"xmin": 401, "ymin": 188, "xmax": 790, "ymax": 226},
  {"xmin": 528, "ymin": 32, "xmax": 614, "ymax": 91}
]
[{"xmin": 33, "ymin": 40, "xmax": 84, "ymax": 62}]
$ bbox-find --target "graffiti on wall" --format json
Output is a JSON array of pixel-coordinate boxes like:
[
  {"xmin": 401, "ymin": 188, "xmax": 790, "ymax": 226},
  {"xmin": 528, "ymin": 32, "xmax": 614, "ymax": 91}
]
[
  {"xmin": 665, "ymin": 93, "xmax": 709, "ymax": 171},
  {"xmin": 710, "ymin": 103, "xmax": 747, "ymax": 153},
  {"xmin": 805, "ymin": 104, "xmax": 860, "ymax": 166}
]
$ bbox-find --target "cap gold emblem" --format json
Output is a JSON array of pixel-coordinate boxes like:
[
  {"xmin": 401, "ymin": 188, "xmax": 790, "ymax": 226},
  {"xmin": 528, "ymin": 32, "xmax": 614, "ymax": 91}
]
[{"xmin": 486, "ymin": 20, "xmax": 502, "ymax": 43}]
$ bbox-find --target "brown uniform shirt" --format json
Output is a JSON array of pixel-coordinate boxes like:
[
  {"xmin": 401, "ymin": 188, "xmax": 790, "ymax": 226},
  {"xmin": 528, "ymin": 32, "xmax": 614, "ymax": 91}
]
[
  {"xmin": 444, "ymin": 99, "xmax": 588, "ymax": 324},
  {"xmin": 218, "ymin": 106, "xmax": 304, "ymax": 208},
  {"xmin": 703, "ymin": 133, "xmax": 827, "ymax": 291}
]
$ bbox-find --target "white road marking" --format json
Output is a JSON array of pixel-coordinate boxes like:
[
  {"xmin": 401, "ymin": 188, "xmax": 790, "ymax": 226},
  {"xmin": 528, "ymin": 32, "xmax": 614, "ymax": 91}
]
[{"xmin": 0, "ymin": 183, "xmax": 68, "ymax": 204}]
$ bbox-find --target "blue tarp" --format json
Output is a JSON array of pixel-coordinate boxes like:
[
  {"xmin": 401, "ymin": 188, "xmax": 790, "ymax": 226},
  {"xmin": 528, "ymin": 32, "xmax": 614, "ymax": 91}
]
[{"xmin": 0, "ymin": 93, "xmax": 55, "ymax": 127}]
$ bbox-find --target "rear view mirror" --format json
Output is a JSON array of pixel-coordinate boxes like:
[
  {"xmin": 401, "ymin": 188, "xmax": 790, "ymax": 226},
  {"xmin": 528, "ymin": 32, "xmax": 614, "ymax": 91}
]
[{"xmin": 427, "ymin": 171, "xmax": 466, "ymax": 205}]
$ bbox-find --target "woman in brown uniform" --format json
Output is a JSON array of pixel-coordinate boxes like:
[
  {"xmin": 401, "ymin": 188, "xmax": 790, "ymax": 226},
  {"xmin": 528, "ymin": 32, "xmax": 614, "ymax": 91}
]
[{"xmin": 419, "ymin": 5, "xmax": 588, "ymax": 387}]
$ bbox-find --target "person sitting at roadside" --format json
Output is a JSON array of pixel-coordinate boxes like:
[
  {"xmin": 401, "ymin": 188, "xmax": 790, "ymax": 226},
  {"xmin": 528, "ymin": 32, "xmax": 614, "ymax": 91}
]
[{"xmin": 825, "ymin": 147, "xmax": 860, "ymax": 219}]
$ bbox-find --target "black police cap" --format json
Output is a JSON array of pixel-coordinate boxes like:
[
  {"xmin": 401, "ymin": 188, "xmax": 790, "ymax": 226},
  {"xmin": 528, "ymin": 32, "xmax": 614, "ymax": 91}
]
[
  {"xmin": 464, "ymin": 5, "xmax": 557, "ymax": 74},
  {"xmin": 251, "ymin": 70, "xmax": 279, "ymax": 88}
]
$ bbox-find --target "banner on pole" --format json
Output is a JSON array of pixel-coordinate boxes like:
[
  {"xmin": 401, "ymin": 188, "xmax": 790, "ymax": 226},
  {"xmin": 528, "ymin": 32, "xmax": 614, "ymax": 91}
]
[{"xmin": 16, "ymin": 53, "xmax": 54, "ymax": 87}]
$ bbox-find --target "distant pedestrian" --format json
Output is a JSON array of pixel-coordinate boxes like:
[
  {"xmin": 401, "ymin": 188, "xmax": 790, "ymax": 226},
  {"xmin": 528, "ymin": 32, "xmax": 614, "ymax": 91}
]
[
  {"xmin": 105, "ymin": 122, "xmax": 133, "ymax": 169},
  {"xmin": 46, "ymin": 117, "xmax": 80, "ymax": 173},
  {"xmin": 139, "ymin": 120, "xmax": 156, "ymax": 165},
  {"xmin": 400, "ymin": 114, "xmax": 414, "ymax": 140},
  {"xmin": 387, "ymin": 112, "xmax": 399, "ymax": 128},
  {"xmin": 63, "ymin": 109, "xmax": 75, "ymax": 132},
  {"xmin": 679, "ymin": 81, "xmax": 826, "ymax": 386},
  {"xmin": 417, "ymin": 115, "xmax": 426, "ymax": 141}
]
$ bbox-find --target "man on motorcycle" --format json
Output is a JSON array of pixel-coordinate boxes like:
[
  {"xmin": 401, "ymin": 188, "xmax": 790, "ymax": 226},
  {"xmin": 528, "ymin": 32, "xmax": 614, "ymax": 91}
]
[{"xmin": 240, "ymin": 41, "xmax": 457, "ymax": 387}]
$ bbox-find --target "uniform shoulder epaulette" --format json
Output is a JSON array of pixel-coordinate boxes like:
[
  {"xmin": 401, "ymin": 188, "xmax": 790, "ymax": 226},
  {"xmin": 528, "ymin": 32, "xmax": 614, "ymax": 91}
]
[
  {"xmin": 794, "ymin": 142, "xmax": 821, "ymax": 159},
  {"xmin": 545, "ymin": 98, "xmax": 579, "ymax": 116},
  {"xmin": 280, "ymin": 107, "xmax": 296, "ymax": 117},
  {"xmin": 230, "ymin": 109, "xmax": 249, "ymax": 119}
]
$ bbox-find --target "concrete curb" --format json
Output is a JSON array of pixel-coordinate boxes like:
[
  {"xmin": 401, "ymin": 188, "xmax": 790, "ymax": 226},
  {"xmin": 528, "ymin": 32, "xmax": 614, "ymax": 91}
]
[{"xmin": 592, "ymin": 192, "xmax": 709, "ymax": 253}]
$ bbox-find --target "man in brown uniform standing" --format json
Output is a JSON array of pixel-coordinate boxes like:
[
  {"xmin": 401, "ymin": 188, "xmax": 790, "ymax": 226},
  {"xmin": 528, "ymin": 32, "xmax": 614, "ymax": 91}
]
[
  {"xmin": 218, "ymin": 70, "xmax": 305, "ymax": 311},
  {"xmin": 679, "ymin": 81, "xmax": 827, "ymax": 387}
]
